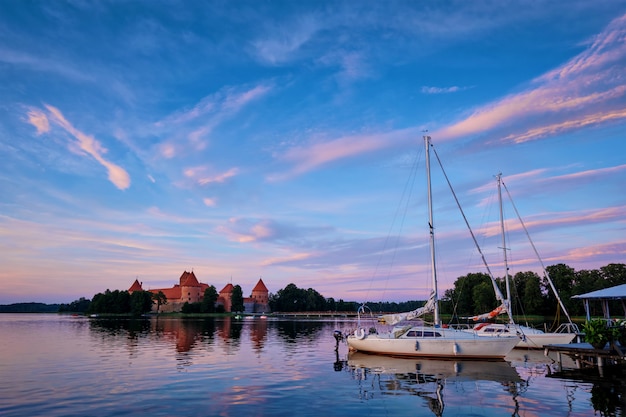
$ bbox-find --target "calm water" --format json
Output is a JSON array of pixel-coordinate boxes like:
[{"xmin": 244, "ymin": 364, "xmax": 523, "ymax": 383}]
[{"xmin": 0, "ymin": 314, "xmax": 624, "ymax": 417}]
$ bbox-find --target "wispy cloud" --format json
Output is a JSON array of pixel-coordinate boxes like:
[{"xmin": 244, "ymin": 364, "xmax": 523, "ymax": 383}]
[
  {"xmin": 269, "ymin": 127, "xmax": 419, "ymax": 180},
  {"xmin": 470, "ymin": 169, "xmax": 548, "ymax": 196},
  {"xmin": 216, "ymin": 217, "xmax": 332, "ymax": 244},
  {"xmin": 252, "ymin": 14, "xmax": 321, "ymax": 65},
  {"xmin": 565, "ymin": 240, "xmax": 626, "ymax": 260},
  {"xmin": 479, "ymin": 205, "xmax": 626, "ymax": 238},
  {"xmin": 544, "ymin": 164, "xmax": 626, "ymax": 182},
  {"xmin": 435, "ymin": 13, "xmax": 626, "ymax": 142},
  {"xmin": 156, "ymin": 84, "xmax": 272, "ymax": 159},
  {"xmin": 27, "ymin": 109, "xmax": 50, "ymax": 134},
  {"xmin": 26, "ymin": 105, "xmax": 131, "ymax": 190},
  {"xmin": 183, "ymin": 166, "xmax": 239, "ymax": 186},
  {"xmin": 421, "ymin": 86, "xmax": 468, "ymax": 94}
]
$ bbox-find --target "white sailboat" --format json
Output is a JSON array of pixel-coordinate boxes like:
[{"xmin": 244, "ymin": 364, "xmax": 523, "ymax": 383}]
[
  {"xmin": 469, "ymin": 174, "xmax": 578, "ymax": 348},
  {"xmin": 346, "ymin": 136, "xmax": 520, "ymax": 359}
]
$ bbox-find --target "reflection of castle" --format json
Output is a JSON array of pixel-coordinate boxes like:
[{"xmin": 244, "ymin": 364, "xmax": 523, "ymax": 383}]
[{"xmin": 128, "ymin": 271, "xmax": 270, "ymax": 313}]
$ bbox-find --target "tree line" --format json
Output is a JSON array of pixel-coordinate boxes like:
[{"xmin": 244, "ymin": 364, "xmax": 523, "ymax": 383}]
[
  {"xmin": 441, "ymin": 263, "xmax": 626, "ymax": 319},
  {"xmin": 52, "ymin": 262, "xmax": 626, "ymax": 317}
]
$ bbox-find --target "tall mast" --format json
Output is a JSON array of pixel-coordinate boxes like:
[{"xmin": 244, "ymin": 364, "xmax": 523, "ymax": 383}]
[
  {"xmin": 497, "ymin": 173, "xmax": 513, "ymax": 324},
  {"xmin": 424, "ymin": 135, "xmax": 439, "ymax": 326}
]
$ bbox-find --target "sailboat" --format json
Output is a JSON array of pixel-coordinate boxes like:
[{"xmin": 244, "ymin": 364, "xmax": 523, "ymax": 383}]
[
  {"xmin": 346, "ymin": 136, "xmax": 520, "ymax": 358},
  {"xmin": 469, "ymin": 174, "xmax": 578, "ymax": 348}
]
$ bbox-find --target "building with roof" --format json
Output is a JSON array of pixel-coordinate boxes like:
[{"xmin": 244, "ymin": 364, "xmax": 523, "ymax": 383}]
[
  {"xmin": 128, "ymin": 271, "xmax": 270, "ymax": 313},
  {"xmin": 572, "ymin": 283, "xmax": 626, "ymax": 321}
]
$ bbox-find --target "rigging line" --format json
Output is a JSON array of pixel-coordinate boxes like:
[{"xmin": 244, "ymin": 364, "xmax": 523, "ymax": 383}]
[
  {"xmin": 430, "ymin": 145, "xmax": 510, "ymax": 313},
  {"xmin": 382, "ymin": 147, "xmax": 422, "ymax": 298},
  {"xmin": 363, "ymin": 146, "xmax": 423, "ymax": 304},
  {"xmin": 501, "ymin": 179, "xmax": 574, "ymax": 325}
]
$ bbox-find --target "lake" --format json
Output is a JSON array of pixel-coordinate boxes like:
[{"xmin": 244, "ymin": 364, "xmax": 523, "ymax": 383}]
[{"xmin": 0, "ymin": 314, "xmax": 623, "ymax": 416}]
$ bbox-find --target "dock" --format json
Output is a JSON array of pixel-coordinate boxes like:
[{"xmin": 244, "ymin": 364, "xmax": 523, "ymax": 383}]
[{"xmin": 545, "ymin": 342, "xmax": 625, "ymax": 376}]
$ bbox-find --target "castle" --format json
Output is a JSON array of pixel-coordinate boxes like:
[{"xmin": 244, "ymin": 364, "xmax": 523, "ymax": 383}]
[{"xmin": 128, "ymin": 271, "xmax": 270, "ymax": 313}]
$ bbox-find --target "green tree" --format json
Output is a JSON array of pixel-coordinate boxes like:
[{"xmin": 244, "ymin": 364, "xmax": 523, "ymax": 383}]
[
  {"xmin": 152, "ymin": 291, "xmax": 167, "ymax": 314},
  {"xmin": 130, "ymin": 291, "xmax": 153, "ymax": 316},
  {"xmin": 59, "ymin": 297, "xmax": 91, "ymax": 313},
  {"xmin": 512, "ymin": 271, "xmax": 543, "ymax": 316},
  {"xmin": 201, "ymin": 285, "xmax": 218, "ymax": 313},
  {"xmin": 472, "ymin": 281, "xmax": 496, "ymax": 314},
  {"xmin": 446, "ymin": 272, "xmax": 493, "ymax": 316},
  {"xmin": 231, "ymin": 284, "xmax": 244, "ymax": 312},
  {"xmin": 600, "ymin": 263, "xmax": 626, "ymax": 287},
  {"xmin": 544, "ymin": 264, "xmax": 576, "ymax": 316}
]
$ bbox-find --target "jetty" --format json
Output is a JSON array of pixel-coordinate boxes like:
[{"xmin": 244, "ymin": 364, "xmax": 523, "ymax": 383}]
[{"xmin": 546, "ymin": 342, "xmax": 625, "ymax": 376}]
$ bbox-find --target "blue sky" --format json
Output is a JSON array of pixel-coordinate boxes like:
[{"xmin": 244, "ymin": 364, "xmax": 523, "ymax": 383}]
[{"xmin": 1, "ymin": 1, "xmax": 625, "ymax": 304}]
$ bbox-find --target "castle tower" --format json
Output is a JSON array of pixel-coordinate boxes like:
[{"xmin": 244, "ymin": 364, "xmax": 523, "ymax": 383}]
[
  {"xmin": 179, "ymin": 271, "xmax": 203, "ymax": 303},
  {"xmin": 250, "ymin": 278, "xmax": 269, "ymax": 305},
  {"xmin": 218, "ymin": 283, "xmax": 234, "ymax": 312},
  {"xmin": 128, "ymin": 279, "xmax": 143, "ymax": 293}
]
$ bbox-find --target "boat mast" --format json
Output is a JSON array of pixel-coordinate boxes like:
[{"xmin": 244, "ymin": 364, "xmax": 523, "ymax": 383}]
[
  {"xmin": 497, "ymin": 173, "xmax": 514, "ymax": 324},
  {"xmin": 501, "ymin": 179, "xmax": 574, "ymax": 326},
  {"xmin": 424, "ymin": 135, "xmax": 440, "ymax": 326}
]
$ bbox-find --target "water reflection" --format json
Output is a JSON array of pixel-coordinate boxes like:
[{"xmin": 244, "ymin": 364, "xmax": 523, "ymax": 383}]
[
  {"xmin": 345, "ymin": 352, "xmax": 526, "ymax": 417},
  {"xmin": 2, "ymin": 315, "xmax": 625, "ymax": 417},
  {"xmin": 548, "ymin": 365, "xmax": 626, "ymax": 416},
  {"xmin": 88, "ymin": 317, "xmax": 274, "ymax": 355}
]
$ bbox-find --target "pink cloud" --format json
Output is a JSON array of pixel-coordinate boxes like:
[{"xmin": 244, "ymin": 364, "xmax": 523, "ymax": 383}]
[
  {"xmin": 31, "ymin": 105, "xmax": 131, "ymax": 190},
  {"xmin": 269, "ymin": 127, "xmax": 418, "ymax": 180},
  {"xmin": 479, "ymin": 205, "xmax": 626, "ymax": 238},
  {"xmin": 217, "ymin": 218, "xmax": 277, "ymax": 243},
  {"xmin": 27, "ymin": 109, "xmax": 50, "ymax": 134},
  {"xmin": 544, "ymin": 164, "xmax": 626, "ymax": 182},
  {"xmin": 183, "ymin": 166, "xmax": 239, "ymax": 186},
  {"xmin": 565, "ymin": 240, "xmax": 626, "ymax": 260},
  {"xmin": 434, "ymin": 14, "xmax": 626, "ymax": 143}
]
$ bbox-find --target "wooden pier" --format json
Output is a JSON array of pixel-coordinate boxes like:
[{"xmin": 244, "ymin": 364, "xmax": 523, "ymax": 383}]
[{"xmin": 545, "ymin": 342, "xmax": 625, "ymax": 376}]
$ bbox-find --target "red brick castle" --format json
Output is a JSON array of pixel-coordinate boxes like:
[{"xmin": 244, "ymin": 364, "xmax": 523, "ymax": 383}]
[{"xmin": 129, "ymin": 271, "xmax": 269, "ymax": 313}]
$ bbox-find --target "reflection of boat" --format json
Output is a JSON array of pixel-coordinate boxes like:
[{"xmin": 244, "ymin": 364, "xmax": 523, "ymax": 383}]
[
  {"xmin": 346, "ymin": 136, "xmax": 519, "ymax": 358},
  {"xmin": 348, "ymin": 351, "xmax": 522, "ymax": 383},
  {"xmin": 347, "ymin": 351, "xmax": 523, "ymax": 417},
  {"xmin": 469, "ymin": 174, "xmax": 578, "ymax": 348}
]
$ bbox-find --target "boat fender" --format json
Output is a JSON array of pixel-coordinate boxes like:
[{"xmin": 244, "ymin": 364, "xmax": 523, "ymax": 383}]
[
  {"xmin": 453, "ymin": 343, "xmax": 460, "ymax": 355},
  {"xmin": 354, "ymin": 328, "xmax": 366, "ymax": 340}
]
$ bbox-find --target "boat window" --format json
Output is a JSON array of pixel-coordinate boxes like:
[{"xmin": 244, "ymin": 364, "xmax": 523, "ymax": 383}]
[{"xmin": 405, "ymin": 330, "xmax": 442, "ymax": 338}]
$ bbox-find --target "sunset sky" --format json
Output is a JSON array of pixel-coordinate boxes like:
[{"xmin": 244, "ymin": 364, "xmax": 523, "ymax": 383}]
[{"xmin": 1, "ymin": 1, "xmax": 625, "ymax": 305}]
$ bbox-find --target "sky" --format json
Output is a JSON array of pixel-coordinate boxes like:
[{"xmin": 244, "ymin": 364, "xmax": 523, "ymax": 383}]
[{"xmin": 1, "ymin": 1, "xmax": 625, "ymax": 305}]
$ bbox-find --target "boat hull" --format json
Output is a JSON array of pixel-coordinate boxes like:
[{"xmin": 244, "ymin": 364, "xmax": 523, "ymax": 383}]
[
  {"xmin": 472, "ymin": 323, "xmax": 577, "ymax": 349},
  {"xmin": 516, "ymin": 333, "xmax": 577, "ymax": 349},
  {"xmin": 347, "ymin": 327, "xmax": 519, "ymax": 359}
]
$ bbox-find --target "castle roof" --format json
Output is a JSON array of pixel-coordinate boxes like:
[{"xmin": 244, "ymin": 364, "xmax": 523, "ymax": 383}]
[
  {"xmin": 220, "ymin": 283, "xmax": 234, "ymax": 294},
  {"xmin": 179, "ymin": 271, "xmax": 201, "ymax": 287},
  {"xmin": 252, "ymin": 278, "xmax": 268, "ymax": 293},
  {"xmin": 149, "ymin": 287, "xmax": 182, "ymax": 299},
  {"xmin": 128, "ymin": 279, "xmax": 143, "ymax": 292}
]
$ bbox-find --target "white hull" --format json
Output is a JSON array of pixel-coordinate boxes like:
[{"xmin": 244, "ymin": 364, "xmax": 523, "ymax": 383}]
[
  {"xmin": 347, "ymin": 326, "xmax": 519, "ymax": 359},
  {"xmin": 472, "ymin": 323, "xmax": 577, "ymax": 349}
]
